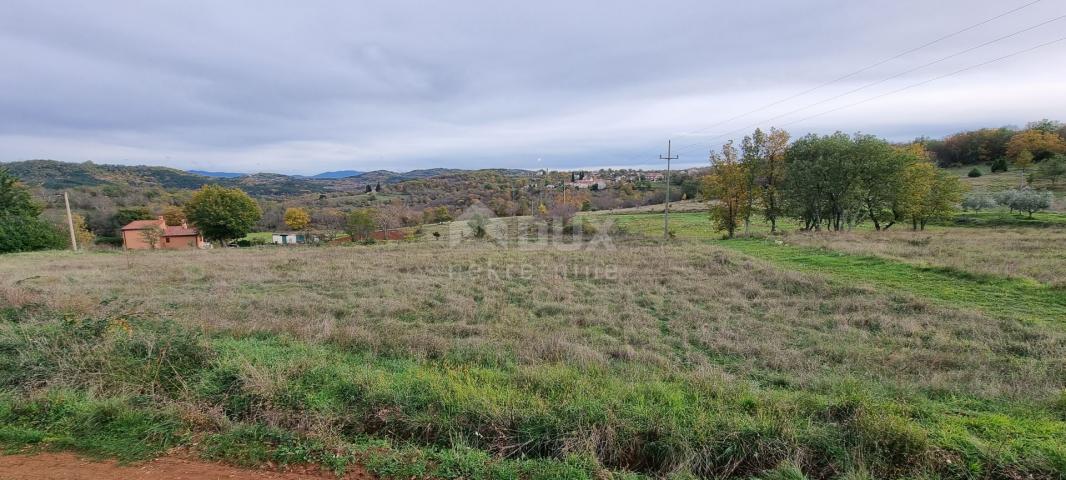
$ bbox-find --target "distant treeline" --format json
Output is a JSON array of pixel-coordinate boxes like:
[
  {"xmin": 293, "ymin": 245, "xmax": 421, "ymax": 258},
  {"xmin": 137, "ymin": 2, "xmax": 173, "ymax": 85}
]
[{"xmin": 921, "ymin": 118, "xmax": 1066, "ymax": 167}]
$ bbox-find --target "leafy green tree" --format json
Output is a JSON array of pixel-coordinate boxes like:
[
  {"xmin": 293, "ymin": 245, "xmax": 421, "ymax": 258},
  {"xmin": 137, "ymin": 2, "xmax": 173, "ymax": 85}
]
[
  {"xmin": 1037, "ymin": 155, "xmax": 1066, "ymax": 185},
  {"xmin": 852, "ymin": 136, "xmax": 909, "ymax": 230},
  {"xmin": 0, "ymin": 167, "xmax": 65, "ymax": 253},
  {"xmin": 346, "ymin": 208, "xmax": 376, "ymax": 241},
  {"xmin": 184, "ymin": 185, "xmax": 261, "ymax": 245},
  {"xmin": 781, "ymin": 132, "xmax": 857, "ymax": 231},
  {"xmin": 0, "ymin": 168, "xmax": 41, "ymax": 218},
  {"xmin": 113, "ymin": 207, "xmax": 154, "ymax": 231},
  {"xmin": 0, "ymin": 215, "xmax": 66, "ymax": 253}
]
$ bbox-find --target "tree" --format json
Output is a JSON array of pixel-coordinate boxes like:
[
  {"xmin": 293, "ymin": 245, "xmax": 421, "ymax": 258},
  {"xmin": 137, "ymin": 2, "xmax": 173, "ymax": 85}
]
[
  {"xmin": 365, "ymin": 184, "xmax": 372, "ymax": 193},
  {"xmin": 1037, "ymin": 155, "xmax": 1066, "ymax": 185},
  {"xmin": 161, "ymin": 205, "xmax": 187, "ymax": 226},
  {"xmin": 781, "ymin": 132, "xmax": 857, "ymax": 231},
  {"xmin": 702, "ymin": 141, "xmax": 748, "ymax": 238},
  {"xmin": 0, "ymin": 167, "xmax": 65, "ymax": 254},
  {"xmin": 467, "ymin": 213, "xmax": 488, "ymax": 238},
  {"xmin": 1026, "ymin": 118, "xmax": 1063, "ymax": 134},
  {"xmin": 1014, "ymin": 150, "xmax": 1035, "ymax": 172},
  {"xmin": 140, "ymin": 224, "xmax": 164, "ymax": 249},
  {"xmin": 433, "ymin": 206, "xmax": 452, "ymax": 223},
  {"xmin": 71, "ymin": 213, "xmax": 95, "ymax": 249},
  {"xmin": 313, "ymin": 208, "xmax": 346, "ymax": 242},
  {"xmin": 283, "ymin": 207, "xmax": 311, "ymax": 231},
  {"xmin": 0, "ymin": 167, "xmax": 41, "ymax": 218},
  {"xmin": 853, "ymin": 136, "xmax": 910, "ymax": 230},
  {"xmin": 346, "ymin": 209, "xmax": 376, "ymax": 241},
  {"xmin": 898, "ymin": 162, "xmax": 965, "ymax": 230},
  {"xmin": 1006, "ymin": 130, "xmax": 1066, "ymax": 162},
  {"xmin": 739, "ymin": 128, "xmax": 767, "ymax": 236},
  {"xmin": 113, "ymin": 207, "xmax": 154, "ymax": 230},
  {"xmin": 184, "ymin": 185, "xmax": 262, "ymax": 245},
  {"xmin": 1003, "ymin": 189, "xmax": 1052, "ymax": 217},
  {"xmin": 990, "ymin": 157, "xmax": 1009, "ymax": 173},
  {"xmin": 0, "ymin": 215, "xmax": 65, "ymax": 254},
  {"xmin": 375, "ymin": 182, "xmax": 382, "ymax": 193},
  {"xmin": 760, "ymin": 127, "xmax": 790, "ymax": 233},
  {"xmin": 961, "ymin": 193, "xmax": 997, "ymax": 212}
]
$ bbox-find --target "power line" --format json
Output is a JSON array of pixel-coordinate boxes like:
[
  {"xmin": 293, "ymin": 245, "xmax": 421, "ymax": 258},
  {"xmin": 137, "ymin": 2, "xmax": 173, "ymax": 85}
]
[
  {"xmin": 676, "ymin": 0, "xmax": 1047, "ymax": 138},
  {"xmin": 673, "ymin": 13, "xmax": 1066, "ymax": 156},
  {"xmin": 613, "ymin": 0, "xmax": 1046, "ymax": 164},
  {"xmin": 777, "ymin": 34, "xmax": 1066, "ymax": 128}
]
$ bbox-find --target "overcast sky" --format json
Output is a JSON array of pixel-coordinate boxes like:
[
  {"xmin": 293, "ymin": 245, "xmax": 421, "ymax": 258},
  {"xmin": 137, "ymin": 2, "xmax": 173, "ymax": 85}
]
[{"xmin": 2, "ymin": 0, "xmax": 1064, "ymax": 174}]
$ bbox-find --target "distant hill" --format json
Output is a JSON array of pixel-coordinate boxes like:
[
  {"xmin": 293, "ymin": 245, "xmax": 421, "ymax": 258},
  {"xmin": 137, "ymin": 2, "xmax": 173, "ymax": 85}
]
[
  {"xmin": 1, "ymin": 160, "xmax": 533, "ymax": 197},
  {"xmin": 308, "ymin": 170, "xmax": 363, "ymax": 179},
  {"xmin": 189, "ymin": 170, "xmax": 246, "ymax": 178}
]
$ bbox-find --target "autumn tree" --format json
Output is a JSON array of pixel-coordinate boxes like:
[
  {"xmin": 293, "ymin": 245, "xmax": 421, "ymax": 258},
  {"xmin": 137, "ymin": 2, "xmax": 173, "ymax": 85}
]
[
  {"xmin": 1014, "ymin": 150, "xmax": 1035, "ymax": 172},
  {"xmin": 161, "ymin": 205, "xmax": 187, "ymax": 226},
  {"xmin": 898, "ymin": 162, "xmax": 965, "ymax": 230},
  {"xmin": 702, "ymin": 141, "xmax": 748, "ymax": 238},
  {"xmin": 71, "ymin": 213, "xmax": 95, "ymax": 249},
  {"xmin": 184, "ymin": 185, "xmax": 262, "ymax": 245},
  {"xmin": 284, "ymin": 207, "xmax": 311, "ymax": 231},
  {"xmin": 1006, "ymin": 129, "xmax": 1066, "ymax": 163}
]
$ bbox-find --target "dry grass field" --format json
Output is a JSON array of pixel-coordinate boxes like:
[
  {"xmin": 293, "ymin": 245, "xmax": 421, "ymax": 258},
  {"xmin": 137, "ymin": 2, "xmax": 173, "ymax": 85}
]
[{"xmin": 1, "ymin": 234, "xmax": 1065, "ymax": 479}]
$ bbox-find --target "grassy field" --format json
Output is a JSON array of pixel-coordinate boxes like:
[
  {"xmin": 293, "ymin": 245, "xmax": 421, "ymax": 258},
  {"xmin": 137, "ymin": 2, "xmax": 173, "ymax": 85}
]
[{"xmin": 1, "ymin": 235, "xmax": 1065, "ymax": 478}]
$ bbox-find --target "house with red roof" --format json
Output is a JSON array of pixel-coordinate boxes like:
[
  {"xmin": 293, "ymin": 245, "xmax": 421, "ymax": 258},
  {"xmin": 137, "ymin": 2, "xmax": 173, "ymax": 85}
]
[{"xmin": 121, "ymin": 216, "xmax": 205, "ymax": 250}]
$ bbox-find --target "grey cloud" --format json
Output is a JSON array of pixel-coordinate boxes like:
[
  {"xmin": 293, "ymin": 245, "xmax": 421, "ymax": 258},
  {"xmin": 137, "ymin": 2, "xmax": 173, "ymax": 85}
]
[{"xmin": 0, "ymin": 0, "xmax": 1064, "ymax": 173}]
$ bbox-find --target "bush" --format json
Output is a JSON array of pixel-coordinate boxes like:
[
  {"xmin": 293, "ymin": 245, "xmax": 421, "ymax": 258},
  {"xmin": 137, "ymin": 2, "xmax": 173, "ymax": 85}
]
[
  {"xmin": 961, "ymin": 193, "xmax": 997, "ymax": 212},
  {"xmin": 967, "ymin": 167, "xmax": 982, "ymax": 177},
  {"xmin": 94, "ymin": 236, "xmax": 123, "ymax": 248},
  {"xmin": 990, "ymin": 157, "xmax": 1009, "ymax": 172},
  {"xmin": 0, "ymin": 215, "xmax": 67, "ymax": 254}
]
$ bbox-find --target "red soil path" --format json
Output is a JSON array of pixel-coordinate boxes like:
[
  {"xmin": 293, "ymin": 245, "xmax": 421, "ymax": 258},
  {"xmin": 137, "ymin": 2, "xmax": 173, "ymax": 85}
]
[{"xmin": 0, "ymin": 452, "xmax": 373, "ymax": 480}]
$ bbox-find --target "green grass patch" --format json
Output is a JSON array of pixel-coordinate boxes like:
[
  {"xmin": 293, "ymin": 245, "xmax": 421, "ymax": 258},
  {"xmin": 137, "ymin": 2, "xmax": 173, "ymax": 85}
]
[
  {"xmin": 946, "ymin": 211, "xmax": 1066, "ymax": 228},
  {"xmin": 1, "ymin": 305, "xmax": 1064, "ymax": 478},
  {"xmin": 717, "ymin": 239, "xmax": 1066, "ymax": 324}
]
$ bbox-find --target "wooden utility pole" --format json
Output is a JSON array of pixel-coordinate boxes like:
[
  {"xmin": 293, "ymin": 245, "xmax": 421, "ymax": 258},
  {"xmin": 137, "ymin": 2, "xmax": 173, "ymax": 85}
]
[
  {"xmin": 62, "ymin": 191, "xmax": 77, "ymax": 251},
  {"xmin": 660, "ymin": 140, "xmax": 678, "ymax": 240}
]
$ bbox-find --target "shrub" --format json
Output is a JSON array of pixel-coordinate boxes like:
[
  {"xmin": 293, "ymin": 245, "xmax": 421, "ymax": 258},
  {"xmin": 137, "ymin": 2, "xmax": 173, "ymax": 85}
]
[
  {"xmin": 961, "ymin": 193, "xmax": 997, "ymax": 212},
  {"xmin": 967, "ymin": 167, "xmax": 982, "ymax": 177},
  {"xmin": 990, "ymin": 157, "xmax": 1009, "ymax": 172}
]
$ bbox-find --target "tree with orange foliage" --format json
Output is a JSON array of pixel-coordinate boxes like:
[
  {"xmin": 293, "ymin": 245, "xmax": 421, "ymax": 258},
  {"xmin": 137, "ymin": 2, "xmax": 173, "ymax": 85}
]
[{"xmin": 1006, "ymin": 130, "xmax": 1066, "ymax": 163}]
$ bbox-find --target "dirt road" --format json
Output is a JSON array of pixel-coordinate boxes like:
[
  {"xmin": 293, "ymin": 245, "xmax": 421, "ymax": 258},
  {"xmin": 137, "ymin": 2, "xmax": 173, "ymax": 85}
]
[{"xmin": 0, "ymin": 452, "xmax": 372, "ymax": 480}]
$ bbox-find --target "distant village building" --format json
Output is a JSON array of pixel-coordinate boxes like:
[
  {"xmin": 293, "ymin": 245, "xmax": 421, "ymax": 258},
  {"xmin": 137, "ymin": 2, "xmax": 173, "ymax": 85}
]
[
  {"xmin": 121, "ymin": 217, "xmax": 204, "ymax": 250},
  {"xmin": 271, "ymin": 232, "xmax": 313, "ymax": 245},
  {"xmin": 567, "ymin": 178, "xmax": 607, "ymax": 190},
  {"xmin": 642, "ymin": 172, "xmax": 664, "ymax": 182}
]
